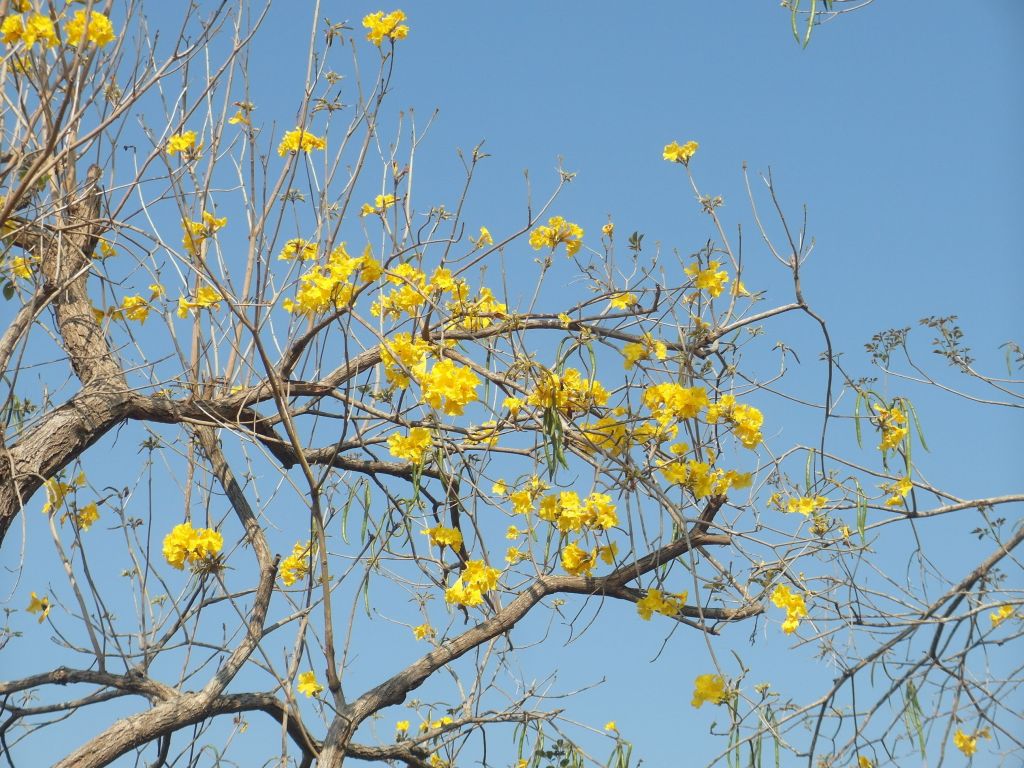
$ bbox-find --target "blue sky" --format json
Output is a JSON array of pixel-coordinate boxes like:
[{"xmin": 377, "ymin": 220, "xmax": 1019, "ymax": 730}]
[{"xmin": 5, "ymin": 2, "xmax": 1022, "ymax": 766}]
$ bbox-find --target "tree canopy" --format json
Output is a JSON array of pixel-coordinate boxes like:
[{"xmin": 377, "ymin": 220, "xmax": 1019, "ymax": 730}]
[{"xmin": 1, "ymin": 3, "xmax": 1020, "ymax": 768}]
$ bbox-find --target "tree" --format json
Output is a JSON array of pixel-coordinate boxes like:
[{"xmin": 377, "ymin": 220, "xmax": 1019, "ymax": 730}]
[{"xmin": 1, "ymin": 4, "xmax": 1020, "ymax": 768}]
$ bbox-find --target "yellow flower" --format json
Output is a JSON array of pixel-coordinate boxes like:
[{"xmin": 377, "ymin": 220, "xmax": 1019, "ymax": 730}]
[
  {"xmin": 492, "ymin": 479, "xmax": 508, "ymax": 496},
  {"xmin": 73, "ymin": 501, "xmax": 100, "ymax": 531},
  {"xmin": 505, "ymin": 525, "xmax": 521, "ymax": 540},
  {"xmin": 362, "ymin": 10, "xmax": 409, "ymax": 46},
  {"xmin": 786, "ymin": 496, "xmax": 829, "ymax": 516},
  {"xmin": 990, "ymin": 604, "xmax": 1014, "ymax": 628},
  {"xmin": 604, "ymin": 721, "xmax": 617, "ymax": 732},
  {"xmin": 684, "ymin": 259, "xmax": 729, "ymax": 297},
  {"xmin": 166, "ymin": 131, "xmax": 197, "ymax": 155},
  {"xmin": 277, "ymin": 128, "xmax": 326, "ymax": 156},
  {"xmin": 953, "ymin": 728, "xmax": 977, "ymax": 757},
  {"xmin": 560, "ymin": 541, "xmax": 597, "ymax": 577},
  {"xmin": 388, "ymin": 427, "xmax": 432, "ymax": 464},
  {"xmin": 529, "ymin": 216, "xmax": 584, "ymax": 257},
  {"xmin": 873, "ymin": 403, "xmax": 908, "ymax": 453},
  {"xmin": 608, "ymin": 292, "xmax": 637, "ymax": 310},
  {"xmin": 601, "ymin": 221, "xmax": 614, "ymax": 238},
  {"xmin": 359, "ymin": 193, "xmax": 397, "ymax": 217},
  {"xmin": 112, "ymin": 294, "xmax": 150, "ymax": 323},
  {"xmin": 297, "ymin": 671, "xmax": 323, "ymax": 698},
  {"xmin": 279, "ymin": 541, "xmax": 314, "ymax": 587},
  {"xmin": 418, "ymin": 359, "xmax": 480, "ymax": 416},
  {"xmin": 473, "ymin": 226, "xmax": 493, "ymax": 248},
  {"xmin": 161, "ymin": 521, "xmax": 223, "ymax": 571},
  {"xmin": 771, "ymin": 584, "xmax": 807, "ymax": 634},
  {"xmin": 177, "ymin": 286, "xmax": 224, "ymax": 318},
  {"xmin": 278, "ymin": 238, "xmax": 318, "ymax": 261},
  {"xmin": 26, "ymin": 591, "xmax": 50, "ymax": 623},
  {"xmin": 882, "ymin": 476, "xmax": 913, "ymax": 507},
  {"xmin": 42, "ymin": 472, "xmax": 86, "ymax": 514},
  {"xmin": 1, "ymin": 12, "xmax": 58, "ymax": 49},
  {"xmin": 643, "ymin": 383, "xmax": 708, "ymax": 424},
  {"xmin": 422, "ymin": 525, "xmax": 463, "ymax": 549},
  {"xmin": 412, "ymin": 624, "xmax": 434, "ymax": 641},
  {"xmin": 445, "ymin": 560, "xmax": 501, "ymax": 607},
  {"xmin": 65, "ymin": 10, "xmax": 115, "ymax": 46},
  {"xmin": 664, "ymin": 140, "xmax": 699, "ymax": 164},
  {"xmin": 857, "ymin": 757, "xmax": 874, "ymax": 768},
  {"xmin": 396, "ymin": 719, "xmax": 410, "ymax": 734},
  {"xmin": 635, "ymin": 588, "xmax": 687, "ymax": 620},
  {"xmin": 691, "ymin": 673, "xmax": 726, "ymax": 708},
  {"xmin": 9, "ymin": 256, "xmax": 33, "ymax": 280}
]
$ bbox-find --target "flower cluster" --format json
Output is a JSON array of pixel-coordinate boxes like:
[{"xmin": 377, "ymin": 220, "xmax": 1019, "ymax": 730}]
[
  {"xmin": 42, "ymin": 472, "xmax": 85, "ymax": 514},
  {"xmin": 181, "ymin": 211, "xmax": 227, "ymax": 254},
  {"xmin": 26, "ymin": 591, "xmax": 50, "ymax": 623},
  {"xmin": 448, "ymin": 286, "xmax": 506, "ymax": 331},
  {"xmin": 445, "ymin": 560, "xmax": 500, "ymax": 607},
  {"xmin": 380, "ymin": 332, "xmax": 432, "ymax": 388},
  {"xmin": 873, "ymin": 403, "xmax": 908, "ymax": 452},
  {"xmin": 166, "ymin": 131, "xmax": 197, "ymax": 156},
  {"xmin": 388, "ymin": 427, "xmax": 432, "ymax": 464},
  {"xmin": 704, "ymin": 393, "xmax": 764, "ymax": 448},
  {"xmin": 691, "ymin": 673, "xmax": 727, "ymax": 708},
  {"xmin": 953, "ymin": 727, "xmax": 989, "ymax": 757},
  {"xmin": 162, "ymin": 521, "xmax": 223, "ymax": 571},
  {"xmin": 277, "ymin": 128, "xmax": 326, "ymax": 156},
  {"xmin": 636, "ymin": 588, "xmax": 688, "ymax": 620},
  {"xmin": 770, "ymin": 584, "xmax": 807, "ymax": 634},
  {"xmin": 362, "ymin": 10, "xmax": 408, "ymax": 46},
  {"xmin": 657, "ymin": 457, "xmax": 752, "ymax": 499},
  {"xmin": 177, "ymin": 286, "xmax": 224, "ymax": 317},
  {"xmin": 422, "ymin": 525, "xmax": 463, "ymax": 550},
  {"xmin": 360, "ymin": 193, "xmax": 397, "ymax": 217},
  {"xmin": 279, "ymin": 541, "xmax": 314, "ymax": 587},
  {"xmin": 412, "ymin": 624, "xmax": 434, "ymax": 641},
  {"xmin": 622, "ymin": 334, "xmax": 667, "ymax": 370},
  {"xmin": 528, "ymin": 367, "xmax": 609, "ymax": 415},
  {"xmin": 664, "ymin": 140, "xmax": 699, "ymax": 164},
  {"xmin": 990, "ymin": 604, "xmax": 1014, "ymax": 628},
  {"xmin": 881, "ymin": 476, "xmax": 913, "ymax": 507},
  {"xmin": 297, "ymin": 671, "xmax": 323, "ymax": 697},
  {"xmin": 106, "ymin": 284, "xmax": 164, "ymax": 325},
  {"xmin": 282, "ymin": 242, "xmax": 380, "ymax": 316},
  {"xmin": 643, "ymin": 383, "xmax": 708, "ymax": 424},
  {"xmin": 684, "ymin": 259, "xmax": 729, "ymax": 297},
  {"xmin": 417, "ymin": 359, "xmax": 480, "ymax": 416},
  {"xmin": 538, "ymin": 491, "xmax": 617, "ymax": 533},
  {"xmin": 1, "ymin": 9, "xmax": 115, "ymax": 50},
  {"xmin": 785, "ymin": 495, "xmax": 829, "ymax": 516},
  {"xmin": 529, "ymin": 216, "xmax": 583, "ymax": 257},
  {"xmin": 278, "ymin": 238, "xmax": 318, "ymax": 261}
]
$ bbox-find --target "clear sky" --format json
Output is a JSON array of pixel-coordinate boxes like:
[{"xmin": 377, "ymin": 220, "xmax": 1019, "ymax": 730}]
[{"xmin": 4, "ymin": 2, "xmax": 1022, "ymax": 766}]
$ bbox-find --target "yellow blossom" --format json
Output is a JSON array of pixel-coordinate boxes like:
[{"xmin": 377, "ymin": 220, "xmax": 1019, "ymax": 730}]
[
  {"xmin": 636, "ymin": 588, "xmax": 687, "ymax": 620},
  {"xmin": 422, "ymin": 525, "xmax": 463, "ymax": 549},
  {"xmin": 691, "ymin": 673, "xmax": 727, "ymax": 708},
  {"xmin": 990, "ymin": 604, "xmax": 1014, "ymax": 628},
  {"xmin": 65, "ymin": 10, "xmax": 115, "ymax": 46},
  {"xmin": 1, "ymin": 12, "xmax": 57, "ymax": 49},
  {"xmin": 664, "ymin": 140, "xmax": 699, "ymax": 164},
  {"xmin": 529, "ymin": 216, "xmax": 583, "ymax": 257},
  {"xmin": 601, "ymin": 222, "xmax": 614, "ymax": 238},
  {"xmin": 953, "ymin": 728, "xmax": 980, "ymax": 757},
  {"xmin": 873, "ymin": 403, "xmax": 908, "ymax": 452},
  {"xmin": 492, "ymin": 479, "xmax": 508, "ymax": 496},
  {"xmin": 786, "ymin": 496, "xmax": 829, "ymax": 516},
  {"xmin": 279, "ymin": 541, "xmax": 314, "ymax": 587},
  {"xmin": 609, "ymin": 292, "xmax": 637, "ymax": 310},
  {"xmin": 771, "ymin": 584, "xmax": 807, "ymax": 634},
  {"xmin": 604, "ymin": 721, "xmax": 617, "ymax": 732},
  {"xmin": 858, "ymin": 757, "xmax": 874, "ymax": 768},
  {"xmin": 42, "ymin": 472, "xmax": 86, "ymax": 514},
  {"xmin": 418, "ymin": 359, "xmax": 480, "ymax": 416},
  {"xmin": 388, "ymin": 427, "xmax": 432, "ymax": 464},
  {"xmin": 26, "ymin": 591, "xmax": 50, "ymax": 623},
  {"xmin": 560, "ymin": 541, "xmax": 597, "ymax": 576},
  {"xmin": 684, "ymin": 259, "xmax": 729, "ymax": 297},
  {"xmin": 359, "ymin": 193, "xmax": 397, "ymax": 217},
  {"xmin": 396, "ymin": 719, "xmax": 411, "ymax": 734},
  {"xmin": 9, "ymin": 256, "xmax": 33, "ymax": 279},
  {"xmin": 445, "ymin": 560, "xmax": 501, "ymax": 607},
  {"xmin": 70, "ymin": 501, "xmax": 100, "ymax": 531},
  {"xmin": 473, "ymin": 226, "xmax": 493, "ymax": 248},
  {"xmin": 643, "ymin": 383, "xmax": 708, "ymax": 424},
  {"xmin": 412, "ymin": 624, "xmax": 434, "ymax": 640},
  {"xmin": 177, "ymin": 286, "xmax": 224, "ymax": 317},
  {"xmin": 277, "ymin": 128, "xmax": 326, "ymax": 156},
  {"xmin": 882, "ymin": 476, "xmax": 913, "ymax": 507},
  {"xmin": 278, "ymin": 238, "xmax": 318, "ymax": 261},
  {"xmin": 166, "ymin": 131, "xmax": 197, "ymax": 155},
  {"xmin": 161, "ymin": 521, "xmax": 223, "ymax": 571},
  {"xmin": 362, "ymin": 10, "xmax": 409, "ymax": 46},
  {"xmin": 297, "ymin": 671, "xmax": 323, "ymax": 698}
]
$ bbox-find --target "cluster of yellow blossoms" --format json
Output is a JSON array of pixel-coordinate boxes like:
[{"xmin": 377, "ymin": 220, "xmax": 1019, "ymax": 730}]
[
  {"xmin": 41, "ymin": 472, "xmax": 101, "ymax": 531},
  {"xmin": 872, "ymin": 403, "xmax": 908, "ymax": 452},
  {"xmin": 181, "ymin": 211, "xmax": 227, "ymax": 255},
  {"xmin": 770, "ymin": 584, "xmax": 808, "ymax": 634},
  {"xmin": 691, "ymin": 673, "xmax": 727, "ymax": 708},
  {"xmin": 360, "ymin": 193, "xmax": 397, "ymax": 217},
  {"xmin": 621, "ymin": 334, "xmax": 667, "ymax": 370},
  {"xmin": 1, "ymin": 9, "xmax": 115, "ymax": 50},
  {"xmin": 664, "ymin": 140, "xmax": 699, "ymax": 165},
  {"xmin": 953, "ymin": 727, "xmax": 990, "ymax": 757},
  {"xmin": 528, "ymin": 367, "xmax": 609, "ymax": 415},
  {"xmin": 162, "ymin": 521, "xmax": 223, "ymax": 571},
  {"xmin": 422, "ymin": 525, "xmax": 463, "ymax": 550},
  {"xmin": 177, "ymin": 285, "xmax": 224, "ymax": 318},
  {"xmin": 277, "ymin": 128, "xmax": 326, "ymax": 156},
  {"xmin": 279, "ymin": 541, "xmax": 314, "ymax": 587},
  {"xmin": 445, "ymin": 559, "xmax": 501, "ymax": 607},
  {"xmin": 362, "ymin": 10, "xmax": 408, "ymax": 46},
  {"xmin": 529, "ymin": 216, "xmax": 583, "ymax": 257},
  {"xmin": 417, "ymin": 359, "xmax": 481, "ymax": 416},
  {"xmin": 297, "ymin": 670, "xmax": 323, "ymax": 697},
  {"xmin": 881, "ymin": 476, "xmax": 913, "ymax": 507},
  {"xmin": 166, "ymin": 131, "xmax": 198, "ymax": 156},
  {"xmin": 636, "ymin": 588, "xmax": 688, "ymax": 621},
  {"xmin": 657, "ymin": 452, "xmax": 752, "ymax": 500},
  {"xmin": 684, "ymin": 259, "xmax": 729, "ymax": 298},
  {"xmin": 990, "ymin": 604, "xmax": 1014, "ymax": 627},
  {"xmin": 704, "ymin": 393, "xmax": 764, "ymax": 448},
  {"xmin": 388, "ymin": 427, "xmax": 432, "ymax": 464},
  {"xmin": 785, "ymin": 495, "xmax": 829, "ymax": 516},
  {"xmin": 282, "ymin": 242, "xmax": 381, "ymax": 316},
  {"xmin": 581, "ymin": 412, "xmax": 670, "ymax": 457}
]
